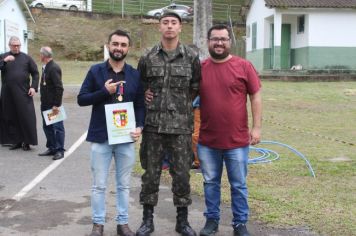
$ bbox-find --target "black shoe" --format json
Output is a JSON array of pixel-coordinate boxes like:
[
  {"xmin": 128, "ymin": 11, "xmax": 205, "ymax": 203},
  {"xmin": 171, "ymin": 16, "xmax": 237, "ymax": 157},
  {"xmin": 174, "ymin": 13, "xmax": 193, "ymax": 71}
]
[
  {"xmin": 38, "ymin": 149, "xmax": 56, "ymax": 156},
  {"xmin": 52, "ymin": 152, "xmax": 64, "ymax": 160},
  {"xmin": 136, "ymin": 205, "xmax": 154, "ymax": 236},
  {"xmin": 176, "ymin": 222, "xmax": 197, "ymax": 236},
  {"xmin": 176, "ymin": 207, "xmax": 197, "ymax": 236},
  {"xmin": 233, "ymin": 224, "xmax": 250, "ymax": 236},
  {"xmin": 22, "ymin": 143, "xmax": 31, "ymax": 151},
  {"xmin": 199, "ymin": 219, "xmax": 219, "ymax": 236},
  {"xmin": 136, "ymin": 221, "xmax": 154, "ymax": 236},
  {"xmin": 9, "ymin": 143, "xmax": 22, "ymax": 150}
]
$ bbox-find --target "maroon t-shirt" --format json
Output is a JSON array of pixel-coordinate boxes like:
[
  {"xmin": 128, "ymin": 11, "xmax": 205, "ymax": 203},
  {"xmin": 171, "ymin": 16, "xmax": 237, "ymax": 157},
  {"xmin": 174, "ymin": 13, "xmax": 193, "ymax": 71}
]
[{"xmin": 199, "ymin": 56, "xmax": 261, "ymax": 149}]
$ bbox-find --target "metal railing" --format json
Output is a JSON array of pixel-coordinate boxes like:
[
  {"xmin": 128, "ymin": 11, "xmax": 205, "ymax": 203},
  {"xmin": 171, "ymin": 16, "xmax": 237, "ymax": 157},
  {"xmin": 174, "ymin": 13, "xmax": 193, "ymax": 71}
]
[{"xmin": 27, "ymin": 0, "xmax": 245, "ymax": 23}]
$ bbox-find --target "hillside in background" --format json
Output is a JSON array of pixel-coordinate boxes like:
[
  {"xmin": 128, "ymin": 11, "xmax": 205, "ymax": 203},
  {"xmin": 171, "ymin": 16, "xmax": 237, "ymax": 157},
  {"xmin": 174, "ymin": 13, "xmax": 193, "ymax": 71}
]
[
  {"xmin": 28, "ymin": 10, "xmax": 194, "ymax": 61},
  {"xmin": 28, "ymin": 9, "xmax": 245, "ymax": 61}
]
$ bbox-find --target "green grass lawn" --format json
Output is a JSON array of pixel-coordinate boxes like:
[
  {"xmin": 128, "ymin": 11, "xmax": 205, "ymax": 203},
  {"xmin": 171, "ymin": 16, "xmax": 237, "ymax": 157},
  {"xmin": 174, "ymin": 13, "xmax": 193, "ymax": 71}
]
[
  {"xmin": 247, "ymin": 81, "xmax": 356, "ymax": 235},
  {"xmin": 55, "ymin": 60, "xmax": 140, "ymax": 85},
  {"xmin": 62, "ymin": 61, "xmax": 356, "ymax": 235}
]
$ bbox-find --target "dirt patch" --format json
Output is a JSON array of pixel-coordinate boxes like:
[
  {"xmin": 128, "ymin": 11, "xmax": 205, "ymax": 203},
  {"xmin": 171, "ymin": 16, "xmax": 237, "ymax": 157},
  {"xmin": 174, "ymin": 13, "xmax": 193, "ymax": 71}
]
[
  {"xmin": 328, "ymin": 156, "xmax": 352, "ymax": 162},
  {"xmin": 344, "ymin": 89, "xmax": 356, "ymax": 96}
]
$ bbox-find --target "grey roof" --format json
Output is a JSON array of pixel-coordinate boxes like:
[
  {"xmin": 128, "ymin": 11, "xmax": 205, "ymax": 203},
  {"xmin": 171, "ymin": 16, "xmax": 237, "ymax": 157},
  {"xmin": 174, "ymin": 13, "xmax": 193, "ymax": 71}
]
[{"xmin": 265, "ymin": 0, "xmax": 356, "ymax": 8}]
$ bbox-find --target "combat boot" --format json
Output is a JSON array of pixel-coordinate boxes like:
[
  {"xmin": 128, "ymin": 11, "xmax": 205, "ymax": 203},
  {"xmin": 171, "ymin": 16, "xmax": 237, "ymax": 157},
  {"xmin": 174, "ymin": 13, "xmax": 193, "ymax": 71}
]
[
  {"xmin": 136, "ymin": 204, "xmax": 154, "ymax": 236},
  {"xmin": 175, "ymin": 207, "xmax": 197, "ymax": 236}
]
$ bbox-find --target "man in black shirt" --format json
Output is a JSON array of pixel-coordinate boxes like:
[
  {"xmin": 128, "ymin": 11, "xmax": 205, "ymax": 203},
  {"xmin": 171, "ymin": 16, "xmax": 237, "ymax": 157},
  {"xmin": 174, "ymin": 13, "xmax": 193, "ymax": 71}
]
[
  {"xmin": 0, "ymin": 36, "xmax": 39, "ymax": 150},
  {"xmin": 38, "ymin": 46, "xmax": 65, "ymax": 160}
]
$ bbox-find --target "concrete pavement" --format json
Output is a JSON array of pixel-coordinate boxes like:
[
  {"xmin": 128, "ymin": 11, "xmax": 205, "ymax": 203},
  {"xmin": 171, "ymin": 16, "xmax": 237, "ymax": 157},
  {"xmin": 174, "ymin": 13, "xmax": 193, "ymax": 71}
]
[{"xmin": 0, "ymin": 86, "xmax": 318, "ymax": 236}]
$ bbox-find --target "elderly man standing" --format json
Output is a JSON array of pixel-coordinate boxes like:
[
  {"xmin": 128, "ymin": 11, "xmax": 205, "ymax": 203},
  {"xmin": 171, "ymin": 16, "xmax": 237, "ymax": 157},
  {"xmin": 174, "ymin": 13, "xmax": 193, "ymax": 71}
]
[
  {"xmin": 38, "ymin": 46, "xmax": 65, "ymax": 160},
  {"xmin": 0, "ymin": 36, "xmax": 39, "ymax": 150}
]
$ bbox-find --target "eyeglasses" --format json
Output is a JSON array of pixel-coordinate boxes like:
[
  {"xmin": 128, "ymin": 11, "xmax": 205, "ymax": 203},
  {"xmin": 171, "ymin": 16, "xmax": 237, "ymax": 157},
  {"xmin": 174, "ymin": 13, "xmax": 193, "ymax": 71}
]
[
  {"xmin": 209, "ymin": 37, "xmax": 230, "ymax": 43},
  {"xmin": 10, "ymin": 44, "xmax": 21, "ymax": 47}
]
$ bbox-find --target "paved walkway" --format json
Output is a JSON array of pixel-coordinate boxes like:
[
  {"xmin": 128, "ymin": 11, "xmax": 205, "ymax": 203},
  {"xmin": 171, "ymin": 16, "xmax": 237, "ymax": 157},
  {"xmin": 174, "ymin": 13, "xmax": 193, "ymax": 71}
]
[{"xmin": 0, "ymin": 86, "xmax": 318, "ymax": 236}]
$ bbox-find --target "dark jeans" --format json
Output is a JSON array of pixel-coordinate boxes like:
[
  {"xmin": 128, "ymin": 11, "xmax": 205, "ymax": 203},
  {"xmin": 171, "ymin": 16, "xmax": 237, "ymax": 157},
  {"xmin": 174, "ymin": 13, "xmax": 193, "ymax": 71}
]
[{"xmin": 41, "ymin": 105, "xmax": 65, "ymax": 153}]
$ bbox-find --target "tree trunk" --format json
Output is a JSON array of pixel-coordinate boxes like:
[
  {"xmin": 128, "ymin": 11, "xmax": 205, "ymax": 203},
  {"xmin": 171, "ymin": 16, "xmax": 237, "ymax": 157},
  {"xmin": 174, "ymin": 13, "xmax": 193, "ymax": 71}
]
[{"xmin": 193, "ymin": 0, "xmax": 212, "ymax": 60}]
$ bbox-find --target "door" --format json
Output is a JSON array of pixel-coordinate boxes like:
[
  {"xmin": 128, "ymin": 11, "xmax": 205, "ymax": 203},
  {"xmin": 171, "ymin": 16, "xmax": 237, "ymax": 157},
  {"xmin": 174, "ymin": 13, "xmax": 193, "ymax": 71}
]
[{"xmin": 281, "ymin": 24, "xmax": 291, "ymax": 69}]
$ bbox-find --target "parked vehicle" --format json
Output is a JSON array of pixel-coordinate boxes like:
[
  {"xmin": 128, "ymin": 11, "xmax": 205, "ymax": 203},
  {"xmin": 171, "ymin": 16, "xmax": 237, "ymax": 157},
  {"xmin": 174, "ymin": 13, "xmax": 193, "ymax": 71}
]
[
  {"xmin": 146, "ymin": 3, "xmax": 193, "ymax": 19},
  {"xmin": 29, "ymin": 0, "xmax": 86, "ymax": 11}
]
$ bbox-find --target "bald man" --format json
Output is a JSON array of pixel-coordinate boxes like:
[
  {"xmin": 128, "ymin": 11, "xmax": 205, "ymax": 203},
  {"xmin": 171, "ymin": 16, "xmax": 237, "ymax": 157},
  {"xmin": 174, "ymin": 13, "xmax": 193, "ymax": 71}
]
[{"xmin": 38, "ymin": 46, "xmax": 65, "ymax": 160}]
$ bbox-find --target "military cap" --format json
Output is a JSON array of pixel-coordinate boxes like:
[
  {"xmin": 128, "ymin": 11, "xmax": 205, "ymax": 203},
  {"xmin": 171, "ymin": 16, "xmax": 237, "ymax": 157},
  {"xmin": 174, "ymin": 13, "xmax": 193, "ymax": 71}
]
[{"xmin": 159, "ymin": 11, "xmax": 182, "ymax": 23}]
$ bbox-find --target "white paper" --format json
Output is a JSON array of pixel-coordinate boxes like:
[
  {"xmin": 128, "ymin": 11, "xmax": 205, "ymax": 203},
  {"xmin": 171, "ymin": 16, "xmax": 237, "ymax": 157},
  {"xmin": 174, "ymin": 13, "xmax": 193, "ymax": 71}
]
[
  {"xmin": 42, "ymin": 106, "xmax": 67, "ymax": 126},
  {"xmin": 104, "ymin": 102, "xmax": 136, "ymax": 145}
]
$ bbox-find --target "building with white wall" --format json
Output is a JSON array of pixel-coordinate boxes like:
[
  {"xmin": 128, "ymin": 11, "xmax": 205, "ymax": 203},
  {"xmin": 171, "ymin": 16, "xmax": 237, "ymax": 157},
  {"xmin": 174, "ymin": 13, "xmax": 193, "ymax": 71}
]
[
  {"xmin": 0, "ymin": 0, "xmax": 32, "ymax": 54},
  {"xmin": 245, "ymin": 0, "xmax": 356, "ymax": 72}
]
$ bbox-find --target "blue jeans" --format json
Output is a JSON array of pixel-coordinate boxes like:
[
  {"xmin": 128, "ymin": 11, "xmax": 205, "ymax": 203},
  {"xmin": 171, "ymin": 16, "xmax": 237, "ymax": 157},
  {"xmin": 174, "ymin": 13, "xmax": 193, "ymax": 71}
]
[
  {"xmin": 90, "ymin": 141, "xmax": 135, "ymax": 225},
  {"xmin": 41, "ymin": 105, "xmax": 65, "ymax": 152},
  {"xmin": 197, "ymin": 144, "xmax": 249, "ymax": 225}
]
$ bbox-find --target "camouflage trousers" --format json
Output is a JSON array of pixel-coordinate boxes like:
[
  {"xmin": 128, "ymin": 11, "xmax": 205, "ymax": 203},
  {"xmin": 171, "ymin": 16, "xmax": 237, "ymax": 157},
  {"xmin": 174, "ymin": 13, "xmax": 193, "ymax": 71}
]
[{"xmin": 139, "ymin": 132, "xmax": 193, "ymax": 207}]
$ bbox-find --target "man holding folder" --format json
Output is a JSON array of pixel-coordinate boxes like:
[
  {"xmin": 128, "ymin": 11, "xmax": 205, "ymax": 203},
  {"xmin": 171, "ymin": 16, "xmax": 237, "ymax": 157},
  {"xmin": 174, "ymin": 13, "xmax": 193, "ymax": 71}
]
[
  {"xmin": 38, "ymin": 46, "xmax": 65, "ymax": 160},
  {"xmin": 78, "ymin": 29, "xmax": 145, "ymax": 236}
]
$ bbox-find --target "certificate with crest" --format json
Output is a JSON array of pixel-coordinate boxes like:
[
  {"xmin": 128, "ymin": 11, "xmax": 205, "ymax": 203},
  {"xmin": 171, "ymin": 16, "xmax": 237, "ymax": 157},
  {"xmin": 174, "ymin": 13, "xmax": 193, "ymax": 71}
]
[
  {"xmin": 42, "ymin": 106, "xmax": 67, "ymax": 126},
  {"xmin": 105, "ymin": 102, "xmax": 136, "ymax": 145}
]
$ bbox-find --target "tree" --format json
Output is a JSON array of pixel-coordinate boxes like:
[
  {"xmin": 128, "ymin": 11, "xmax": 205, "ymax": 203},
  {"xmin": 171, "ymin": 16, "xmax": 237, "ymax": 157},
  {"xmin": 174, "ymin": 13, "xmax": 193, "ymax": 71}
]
[{"xmin": 193, "ymin": 0, "xmax": 212, "ymax": 60}]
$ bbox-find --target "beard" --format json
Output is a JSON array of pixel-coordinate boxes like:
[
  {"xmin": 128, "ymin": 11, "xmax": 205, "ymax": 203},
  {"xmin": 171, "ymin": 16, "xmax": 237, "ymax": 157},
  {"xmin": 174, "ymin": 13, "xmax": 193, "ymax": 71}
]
[
  {"xmin": 10, "ymin": 50, "xmax": 20, "ymax": 55},
  {"xmin": 109, "ymin": 50, "xmax": 127, "ymax": 61},
  {"xmin": 208, "ymin": 45, "xmax": 230, "ymax": 60}
]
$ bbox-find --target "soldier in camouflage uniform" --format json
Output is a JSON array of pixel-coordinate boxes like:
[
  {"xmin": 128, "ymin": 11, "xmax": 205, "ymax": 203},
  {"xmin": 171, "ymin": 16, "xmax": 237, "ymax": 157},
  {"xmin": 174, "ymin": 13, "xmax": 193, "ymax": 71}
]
[{"xmin": 136, "ymin": 11, "xmax": 201, "ymax": 236}]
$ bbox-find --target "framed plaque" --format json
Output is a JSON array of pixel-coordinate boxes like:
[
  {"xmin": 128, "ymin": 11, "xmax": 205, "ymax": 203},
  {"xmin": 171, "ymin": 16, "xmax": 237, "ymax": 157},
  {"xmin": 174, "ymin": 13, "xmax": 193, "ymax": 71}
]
[{"xmin": 105, "ymin": 102, "xmax": 136, "ymax": 145}]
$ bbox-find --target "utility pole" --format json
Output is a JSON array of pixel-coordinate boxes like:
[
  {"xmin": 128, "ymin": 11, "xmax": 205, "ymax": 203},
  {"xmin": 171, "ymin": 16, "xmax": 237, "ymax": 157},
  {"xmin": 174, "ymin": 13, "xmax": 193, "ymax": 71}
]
[{"xmin": 193, "ymin": 0, "xmax": 212, "ymax": 60}]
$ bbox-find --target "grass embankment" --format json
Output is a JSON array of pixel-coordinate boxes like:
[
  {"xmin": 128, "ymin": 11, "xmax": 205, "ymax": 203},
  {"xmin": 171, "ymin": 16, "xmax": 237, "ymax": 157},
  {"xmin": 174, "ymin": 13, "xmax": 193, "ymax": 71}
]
[
  {"xmin": 28, "ymin": 11, "xmax": 356, "ymax": 236},
  {"xmin": 28, "ymin": 13, "xmax": 193, "ymax": 61},
  {"xmin": 28, "ymin": 9, "xmax": 244, "ymax": 62}
]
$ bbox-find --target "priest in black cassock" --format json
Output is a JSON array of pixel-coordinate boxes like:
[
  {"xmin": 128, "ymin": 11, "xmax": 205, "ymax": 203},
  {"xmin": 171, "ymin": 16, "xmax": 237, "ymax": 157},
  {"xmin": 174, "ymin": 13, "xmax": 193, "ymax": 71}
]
[{"xmin": 0, "ymin": 36, "xmax": 39, "ymax": 151}]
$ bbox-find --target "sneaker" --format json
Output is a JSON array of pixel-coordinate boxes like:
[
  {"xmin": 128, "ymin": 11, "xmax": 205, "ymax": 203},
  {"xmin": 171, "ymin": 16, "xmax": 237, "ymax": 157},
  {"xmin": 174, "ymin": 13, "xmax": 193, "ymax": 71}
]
[
  {"xmin": 199, "ymin": 219, "xmax": 218, "ymax": 236},
  {"xmin": 233, "ymin": 223, "xmax": 250, "ymax": 236}
]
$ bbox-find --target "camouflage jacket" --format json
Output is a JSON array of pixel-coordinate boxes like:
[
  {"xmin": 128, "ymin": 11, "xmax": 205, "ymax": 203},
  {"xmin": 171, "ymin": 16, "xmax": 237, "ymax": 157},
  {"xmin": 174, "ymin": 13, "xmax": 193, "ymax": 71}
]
[{"xmin": 138, "ymin": 43, "xmax": 201, "ymax": 134}]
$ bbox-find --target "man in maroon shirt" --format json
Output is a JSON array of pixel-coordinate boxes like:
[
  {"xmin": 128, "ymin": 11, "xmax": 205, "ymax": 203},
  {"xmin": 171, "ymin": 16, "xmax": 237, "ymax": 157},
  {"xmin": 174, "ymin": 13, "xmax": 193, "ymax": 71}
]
[{"xmin": 198, "ymin": 24, "xmax": 262, "ymax": 236}]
